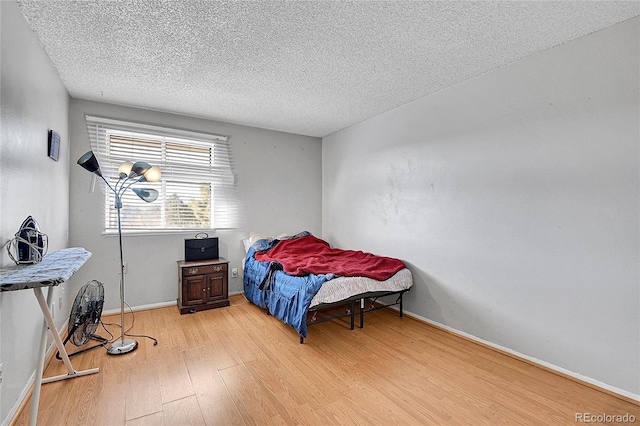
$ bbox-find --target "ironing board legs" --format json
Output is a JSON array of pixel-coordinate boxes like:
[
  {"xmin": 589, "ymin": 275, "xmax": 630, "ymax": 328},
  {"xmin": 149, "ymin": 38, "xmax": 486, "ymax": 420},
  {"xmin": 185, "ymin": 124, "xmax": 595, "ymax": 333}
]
[
  {"xmin": 29, "ymin": 287, "xmax": 100, "ymax": 426},
  {"xmin": 29, "ymin": 288, "xmax": 50, "ymax": 426}
]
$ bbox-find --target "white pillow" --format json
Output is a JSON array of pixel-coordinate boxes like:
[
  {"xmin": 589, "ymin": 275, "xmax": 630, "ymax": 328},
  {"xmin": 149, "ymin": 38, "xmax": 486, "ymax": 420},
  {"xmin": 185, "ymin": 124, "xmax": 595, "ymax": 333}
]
[
  {"xmin": 242, "ymin": 238, "xmax": 251, "ymax": 253},
  {"xmin": 248, "ymin": 232, "xmax": 293, "ymax": 247},
  {"xmin": 249, "ymin": 232, "xmax": 274, "ymax": 246}
]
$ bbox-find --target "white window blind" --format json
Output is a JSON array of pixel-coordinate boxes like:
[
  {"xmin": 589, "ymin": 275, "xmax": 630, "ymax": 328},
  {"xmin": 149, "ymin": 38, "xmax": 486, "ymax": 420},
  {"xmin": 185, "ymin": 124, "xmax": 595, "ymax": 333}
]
[{"xmin": 85, "ymin": 115, "xmax": 239, "ymax": 232}]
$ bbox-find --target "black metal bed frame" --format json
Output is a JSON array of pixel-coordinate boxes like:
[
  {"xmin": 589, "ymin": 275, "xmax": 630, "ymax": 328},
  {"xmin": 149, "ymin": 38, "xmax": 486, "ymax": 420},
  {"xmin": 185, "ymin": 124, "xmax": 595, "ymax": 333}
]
[{"xmin": 299, "ymin": 289, "xmax": 409, "ymax": 344}]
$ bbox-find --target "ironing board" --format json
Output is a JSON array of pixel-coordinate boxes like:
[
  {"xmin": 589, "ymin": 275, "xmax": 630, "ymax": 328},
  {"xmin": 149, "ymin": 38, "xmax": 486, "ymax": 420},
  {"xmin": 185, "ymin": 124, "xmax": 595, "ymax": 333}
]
[{"xmin": 0, "ymin": 247, "xmax": 98, "ymax": 426}]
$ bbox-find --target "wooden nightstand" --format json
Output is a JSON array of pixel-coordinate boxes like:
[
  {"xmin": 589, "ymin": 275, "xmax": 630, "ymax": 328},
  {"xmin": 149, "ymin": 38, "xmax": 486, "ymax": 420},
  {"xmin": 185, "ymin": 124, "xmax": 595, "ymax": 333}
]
[{"xmin": 177, "ymin": 257, "xmax": 230, "ymax": 314}]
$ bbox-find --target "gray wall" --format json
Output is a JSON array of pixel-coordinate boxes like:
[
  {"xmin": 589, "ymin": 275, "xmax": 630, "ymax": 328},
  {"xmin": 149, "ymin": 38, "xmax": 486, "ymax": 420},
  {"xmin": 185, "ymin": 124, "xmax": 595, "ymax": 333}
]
[
  {"xmin": 2, "ymin": 1, "xmax": 637, "ymax": 423},
  {"xmin": 1, "ymin": 1, "xmax": 72, "ymax": 423},
  {"xmin": 68, "ymin": 99, "xmax": 322, "ymax": 312},
  {"xmin": 323, "ymin": 18, "xmax": 639, "ymax": 397},
  {"xmin": 2, "ymin": 4, "xmax": 321, "ymax": 423}
]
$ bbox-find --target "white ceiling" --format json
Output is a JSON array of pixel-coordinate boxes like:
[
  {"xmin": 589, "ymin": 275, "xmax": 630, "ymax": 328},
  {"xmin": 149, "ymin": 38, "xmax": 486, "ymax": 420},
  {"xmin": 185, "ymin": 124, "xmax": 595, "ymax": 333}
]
[{"xmin": 17, "ymin": 1, "xmax": 640, "ymax": 138}]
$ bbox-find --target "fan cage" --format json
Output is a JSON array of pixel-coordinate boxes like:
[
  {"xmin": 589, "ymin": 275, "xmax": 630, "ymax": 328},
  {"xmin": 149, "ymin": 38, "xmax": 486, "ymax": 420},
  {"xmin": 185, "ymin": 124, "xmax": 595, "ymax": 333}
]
[{"xmin": 68, "ymin": 280, "xmax": 105, "ymax": 346}]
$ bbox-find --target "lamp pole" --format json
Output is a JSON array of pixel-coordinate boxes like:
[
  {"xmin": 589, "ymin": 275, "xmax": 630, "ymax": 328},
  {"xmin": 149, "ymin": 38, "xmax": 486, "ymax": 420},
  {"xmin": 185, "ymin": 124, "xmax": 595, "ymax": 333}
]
[
  {"xmin": 77, "ymin": 151, "xmax": 160, "ymax": 355},
  {"xmin": 108, "ymin": 189, "xmax": 138, "ymax": 354}
]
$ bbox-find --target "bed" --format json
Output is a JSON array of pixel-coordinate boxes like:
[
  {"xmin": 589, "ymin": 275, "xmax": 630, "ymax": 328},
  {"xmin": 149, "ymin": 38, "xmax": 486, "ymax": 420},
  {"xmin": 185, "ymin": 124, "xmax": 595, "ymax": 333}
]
[{"xmin": 243, "ymin": 232, "xmax": 413, "ymax": 343}]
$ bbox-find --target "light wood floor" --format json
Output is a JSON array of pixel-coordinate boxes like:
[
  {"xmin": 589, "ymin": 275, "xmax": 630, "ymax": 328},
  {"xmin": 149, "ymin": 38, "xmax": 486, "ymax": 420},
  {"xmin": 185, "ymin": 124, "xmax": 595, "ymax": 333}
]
[{"xmin": 12, "ymin": 294, "xmax": 639, "ymax": 425}]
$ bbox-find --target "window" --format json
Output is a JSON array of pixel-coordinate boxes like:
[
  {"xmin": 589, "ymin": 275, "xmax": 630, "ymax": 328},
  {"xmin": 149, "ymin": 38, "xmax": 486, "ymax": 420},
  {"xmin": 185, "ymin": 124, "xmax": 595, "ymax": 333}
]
[{"xmin": 85, "ymin": 115, "xmax": 239, "ymax": 233}]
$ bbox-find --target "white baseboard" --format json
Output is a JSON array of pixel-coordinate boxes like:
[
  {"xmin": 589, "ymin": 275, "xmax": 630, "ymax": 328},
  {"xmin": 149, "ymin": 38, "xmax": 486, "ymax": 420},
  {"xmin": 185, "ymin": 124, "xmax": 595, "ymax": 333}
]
[
  {"xmin": 101, "ymin": 294, "xmax": 244, "ymax": 316},
  {"xmin": 396, "ymin": 306, "xmax": 640, "ymax": 403},
  {"xmin": 2, "ymin": 318, "xmax": 69, "ymax": 426},
  {"xmin": 2, "ymin": 370, "xmax": 36, "ymax": 426},
  {"xmin": 101, "ymin": 294, "xmax": 242, "ymax": 316},
  {"xmin": 101, "ymin": 300, "xmax": 177, "ymax": 316},
  {"xmin": 105, "ymin": 296, "xmax": 639, "ymax": 403}
]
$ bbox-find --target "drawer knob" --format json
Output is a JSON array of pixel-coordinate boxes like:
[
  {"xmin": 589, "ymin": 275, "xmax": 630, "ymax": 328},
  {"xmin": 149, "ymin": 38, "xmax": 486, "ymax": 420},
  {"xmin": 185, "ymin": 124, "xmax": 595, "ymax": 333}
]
[
  {"xmin": 214, "ymin": 266, "xmax": 222, "ymax": 272},
  {"xmin": 188, "ymin": 268, "xmax": 198, "ymax": 275}
]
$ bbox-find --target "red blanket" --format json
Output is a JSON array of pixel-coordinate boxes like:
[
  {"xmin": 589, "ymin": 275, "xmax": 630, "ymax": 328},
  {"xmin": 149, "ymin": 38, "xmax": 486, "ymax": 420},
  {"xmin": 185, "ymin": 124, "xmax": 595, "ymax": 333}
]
[{"xmin": 254, "ymin": 235, "xmax": 405, "ymax": 280}]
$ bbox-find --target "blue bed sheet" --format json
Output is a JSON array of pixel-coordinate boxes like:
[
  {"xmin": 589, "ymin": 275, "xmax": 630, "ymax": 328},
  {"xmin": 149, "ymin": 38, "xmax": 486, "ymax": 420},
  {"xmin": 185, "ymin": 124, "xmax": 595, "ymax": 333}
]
[{"xmin": 243, "ymin": 239, "xmax": 332, "ymax": 338}]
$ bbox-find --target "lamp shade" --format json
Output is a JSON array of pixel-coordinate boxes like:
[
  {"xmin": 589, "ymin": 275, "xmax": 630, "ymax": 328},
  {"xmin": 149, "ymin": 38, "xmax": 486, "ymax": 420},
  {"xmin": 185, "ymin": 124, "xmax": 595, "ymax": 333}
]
[
  {"xmin": 143, "ymin": 165, "xmax": 161, "ymax": 182},
  {"xmin": 132, "ymin": 188, "xmax": 159, "ymax": 203},
  {"xmin": 130, "ymin": 162, "xmax": 151, "ymax": 177},
  {"xmin": 118, "ymin": 161, "xmax": 134, "ymax": 177},
  {"xmin": 77, "ymin": 151, "xmax": 102, "ymax": 177}
]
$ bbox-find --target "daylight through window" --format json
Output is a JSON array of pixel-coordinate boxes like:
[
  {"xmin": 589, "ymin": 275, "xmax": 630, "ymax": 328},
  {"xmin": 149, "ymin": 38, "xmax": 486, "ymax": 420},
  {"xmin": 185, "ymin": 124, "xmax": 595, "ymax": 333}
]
[{"xmin": 85, "ymin": 115, "xmax": 239, "ymax": 232}]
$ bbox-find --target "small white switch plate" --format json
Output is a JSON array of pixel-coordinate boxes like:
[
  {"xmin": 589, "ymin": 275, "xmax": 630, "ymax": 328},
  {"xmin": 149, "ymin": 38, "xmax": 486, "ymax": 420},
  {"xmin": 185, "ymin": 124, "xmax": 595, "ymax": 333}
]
[{"xmin": 231, "ymin": 267, "xmax": 238, "ymax": 278}]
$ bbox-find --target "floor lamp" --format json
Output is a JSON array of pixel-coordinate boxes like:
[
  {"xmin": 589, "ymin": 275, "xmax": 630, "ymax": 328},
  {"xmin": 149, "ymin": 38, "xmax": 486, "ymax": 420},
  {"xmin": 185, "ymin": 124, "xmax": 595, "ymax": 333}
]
[{"xmin": 77, "ymin": 151, "xmax": 161, "ymax": 355}]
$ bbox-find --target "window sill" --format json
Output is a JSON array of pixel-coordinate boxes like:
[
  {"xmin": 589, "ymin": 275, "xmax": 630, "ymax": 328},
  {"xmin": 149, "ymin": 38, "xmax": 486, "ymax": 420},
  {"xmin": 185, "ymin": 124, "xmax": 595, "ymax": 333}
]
[{"xmin": 101, "ymin": 229, "xmax": 218, "ymax": 237}]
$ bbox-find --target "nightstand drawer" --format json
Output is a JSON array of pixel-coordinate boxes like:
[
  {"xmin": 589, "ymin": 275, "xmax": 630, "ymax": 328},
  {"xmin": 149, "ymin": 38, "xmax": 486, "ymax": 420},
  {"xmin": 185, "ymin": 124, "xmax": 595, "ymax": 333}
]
[{"xmin": 184, "ymin": 264, "xmax": 227, "ymax": 276}]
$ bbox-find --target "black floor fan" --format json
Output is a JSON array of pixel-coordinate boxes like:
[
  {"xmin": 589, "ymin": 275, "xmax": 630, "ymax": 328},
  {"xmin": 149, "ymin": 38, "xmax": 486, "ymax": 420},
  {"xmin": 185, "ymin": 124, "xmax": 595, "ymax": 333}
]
[{"xmin": 56, "ymin": 280, "xmax": 108, "ymax": 360}]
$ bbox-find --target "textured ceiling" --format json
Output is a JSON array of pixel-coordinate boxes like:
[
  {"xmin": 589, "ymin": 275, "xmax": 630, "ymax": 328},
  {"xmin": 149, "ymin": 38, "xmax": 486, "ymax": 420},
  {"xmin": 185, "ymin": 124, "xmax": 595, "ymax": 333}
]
[{"xmin": 17, "ymin": 1, "xmax": 640, "ymax": 137}]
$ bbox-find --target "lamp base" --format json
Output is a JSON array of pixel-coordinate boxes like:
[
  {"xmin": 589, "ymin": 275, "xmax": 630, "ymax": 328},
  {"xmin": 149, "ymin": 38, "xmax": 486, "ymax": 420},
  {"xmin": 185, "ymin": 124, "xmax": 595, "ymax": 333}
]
[{"xmin": 106, "ymin": 338, "xmax": 138, "ymax": 355}]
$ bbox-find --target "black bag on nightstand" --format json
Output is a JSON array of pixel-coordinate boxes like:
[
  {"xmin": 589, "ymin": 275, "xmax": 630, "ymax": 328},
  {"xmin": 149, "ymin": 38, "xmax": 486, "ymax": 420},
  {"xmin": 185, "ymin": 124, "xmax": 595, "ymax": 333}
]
[{"xmin": 184, "ymin": 233, "xmax": 219, "ymax": 261}]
